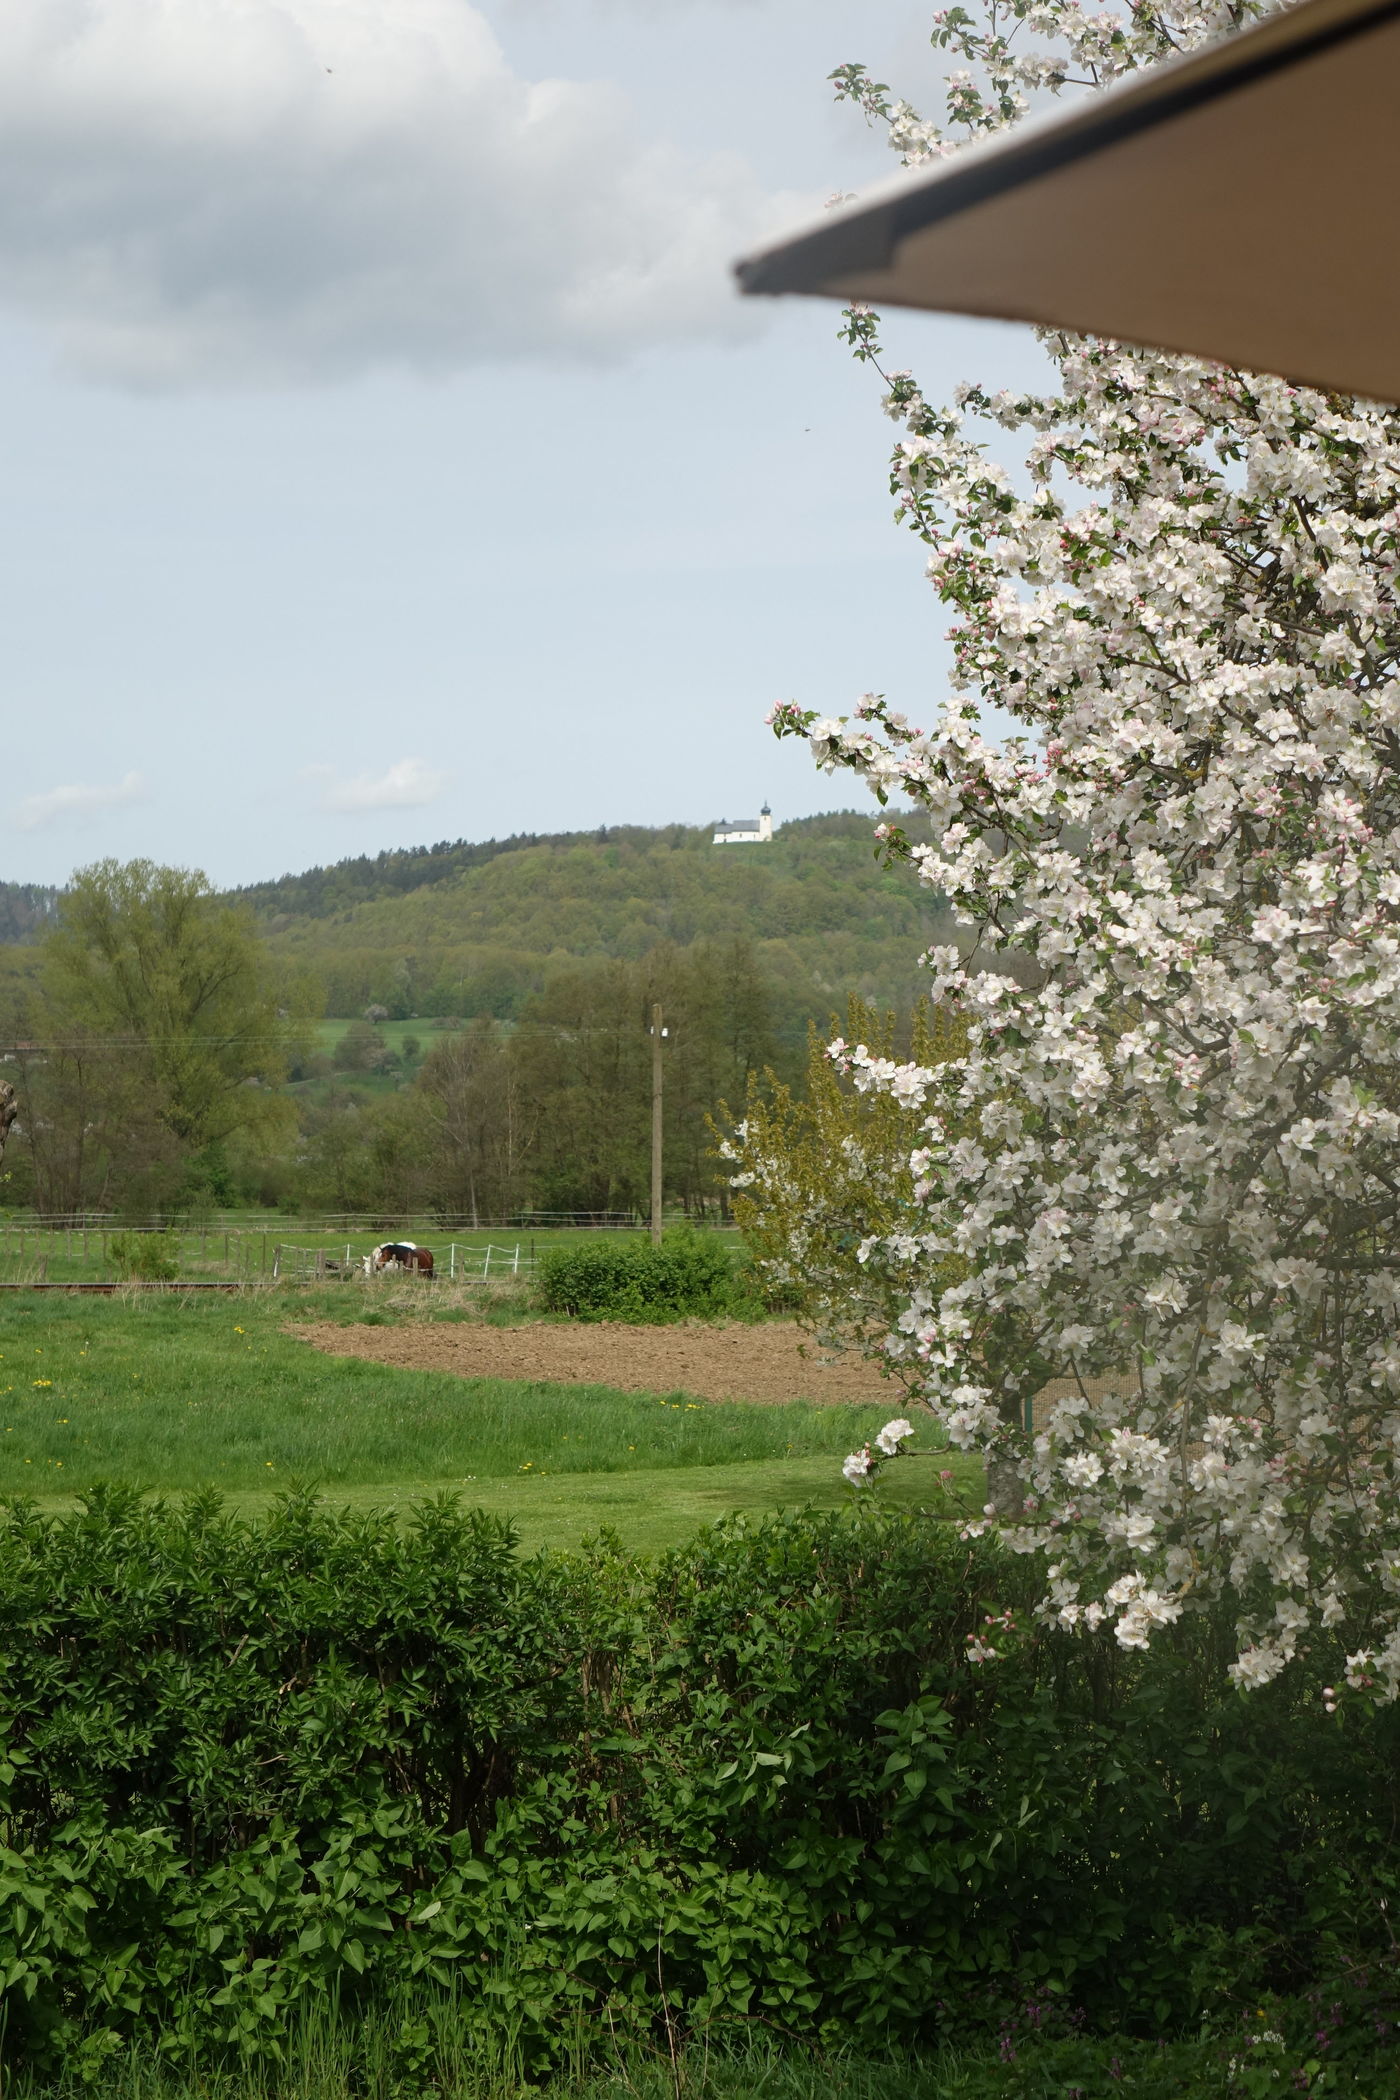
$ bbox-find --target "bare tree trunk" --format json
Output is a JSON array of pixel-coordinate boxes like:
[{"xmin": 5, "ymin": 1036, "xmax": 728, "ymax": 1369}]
[
  {"xmin": 0, "ymin": 1080, "xmax": 15, "ymax": 1164},
  {"xmin": 984, "ymin": 1389, "xmax": 1035, "ymax": 1518},
  {"xmin": 985, "ymin": 1450, "xmax": 1028, "ymax": 1519}
]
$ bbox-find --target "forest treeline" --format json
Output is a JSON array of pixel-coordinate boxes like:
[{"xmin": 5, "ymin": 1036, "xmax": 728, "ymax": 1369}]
[
  {"xmin": 0, "ymin": 834, "xmax": 925, "ymax": 1219},
  {"xmin": 287, "ymin": 939, "xmax": 776, "ymax": 1219},
  {"xmin": 0, "ymin": 883, "xmax": 60, "ymax": 945},
  {"xmin": 4, "ymin": 817, "xmax": 949, "ymax": 1035},
  {"xmin": 248, "ymin": 813, "xmax": 951, "ymax": 1045},
  {"xmin": 230, "ymin": 825, "xmax": 692, "ymax": 924}
]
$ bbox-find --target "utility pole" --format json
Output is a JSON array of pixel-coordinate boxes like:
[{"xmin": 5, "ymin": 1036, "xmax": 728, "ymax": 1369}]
[{"xmin": 650, "ymin": 1003, "xmax": 666, "ymax": 1245}]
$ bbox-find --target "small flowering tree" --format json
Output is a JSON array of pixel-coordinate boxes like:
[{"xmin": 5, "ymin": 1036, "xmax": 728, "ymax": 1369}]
[
  {"xmin": 752, "ymin": 0, "xmax": 1400, "ymax": 1694},
  {"xmin": 725, "ymin": 996, "xmax": 965, "ymax": 1370}
]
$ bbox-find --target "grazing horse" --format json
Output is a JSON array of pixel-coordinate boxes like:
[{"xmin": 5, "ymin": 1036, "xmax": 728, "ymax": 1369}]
[{"xmin": 365, "ymin": 1241, "xmax": 435, "ymax": 1278}]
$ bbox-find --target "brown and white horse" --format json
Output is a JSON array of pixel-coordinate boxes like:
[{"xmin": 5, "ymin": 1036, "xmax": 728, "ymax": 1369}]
[{"xmin": 365, "ymin": 1241, "xmax": 435, "ymax": 1278}]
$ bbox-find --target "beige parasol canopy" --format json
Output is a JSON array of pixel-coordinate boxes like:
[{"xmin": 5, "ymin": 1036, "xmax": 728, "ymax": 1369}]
[{"xmin": 735, "ymin": 0, "xmax": 1400, "ymax": 402}]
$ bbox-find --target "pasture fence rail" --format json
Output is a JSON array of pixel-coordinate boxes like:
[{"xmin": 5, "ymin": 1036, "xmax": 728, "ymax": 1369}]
[
  {"xmin": 1, "ymin": 1219, "xmax": 281, "ymax": 1282},
  {"xmin": 274, "ymin": 1243, "xmax": 535, "ymax": 1284},
  {"xmin": 445, "ymin": 1243, "xmax": 533, "ymax": 1282},
  {"xmin": 0, "ymin": 1210, "xmax": 645, "ymax": 1231},
  {"xmin": 271, "ymin": 1244, "xmax": 358, "ymax": 1282},
  {"xmin": 0, "ymin": 1214, "xmax": 725, "ymax": 1288}
]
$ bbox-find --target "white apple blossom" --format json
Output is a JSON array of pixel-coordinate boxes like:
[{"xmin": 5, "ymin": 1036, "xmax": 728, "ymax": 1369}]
[{"xmin": 752, "ymin": 0, "xmax": 1400, "ymax": 1695}]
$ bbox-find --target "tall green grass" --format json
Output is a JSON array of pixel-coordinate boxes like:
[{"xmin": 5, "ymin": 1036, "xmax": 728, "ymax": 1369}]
[
  {"xmin": 0, "ymin": 2014, "xmax": 1348, "ymax": 2100},
  {"xmin": 0, "ymin": 1296, "xmax": 942, "ymax": 1506}
]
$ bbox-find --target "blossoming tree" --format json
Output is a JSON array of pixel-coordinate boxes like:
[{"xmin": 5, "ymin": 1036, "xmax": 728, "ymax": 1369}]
[{"xmin": 756, "ymin": 0, "xmax": 1400, "ymax": 1697}]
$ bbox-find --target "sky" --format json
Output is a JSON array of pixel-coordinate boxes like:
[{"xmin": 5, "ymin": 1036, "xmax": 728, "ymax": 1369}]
[{"xmin": 0, "ymin": 0, "xmax": 1050, "ymax": 890}]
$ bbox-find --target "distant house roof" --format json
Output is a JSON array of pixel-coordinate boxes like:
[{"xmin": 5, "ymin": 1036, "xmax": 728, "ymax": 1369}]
[{"xmin": 714, "ymin": 817, "xmax": 761, "ymax": 831}]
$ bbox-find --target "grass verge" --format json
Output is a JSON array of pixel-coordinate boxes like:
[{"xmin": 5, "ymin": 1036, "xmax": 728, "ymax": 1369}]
[
  {"xmin": 5, "ymin": 2026, "xmax": 1379, "ymax": 2099},
  {"xmin": 214, "ymin": 1453, "xmax": 955, "ymax": 1553},
  {"xmin": 0, "ymin": 1293, "xmax": 973, "ymax": 1548}
]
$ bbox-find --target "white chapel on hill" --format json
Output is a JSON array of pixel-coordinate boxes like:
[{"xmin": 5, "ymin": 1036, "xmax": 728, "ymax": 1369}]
[{"xmin": 712, "ymin": 803, "xmax": 773, "ymax": 845}]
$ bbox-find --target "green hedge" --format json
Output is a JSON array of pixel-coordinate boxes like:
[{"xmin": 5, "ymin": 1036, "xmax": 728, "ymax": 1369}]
[
  {"xmin": 0, "ymin": 1492, "xmax": 1396, "ymax": 2079},
  {"xmin": 536, "ymin": 1229, "xmax": 763, "ymax": 1320}
]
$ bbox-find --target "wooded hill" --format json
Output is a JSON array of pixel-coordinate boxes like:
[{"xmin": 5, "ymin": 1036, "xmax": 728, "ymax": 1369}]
[
  {"xmin": 0, "ymin": 821, "xmax": 952, "ymax": 1214},
  {"xmin": 248, "ymin": 813, "xmax": 954, "ymax": 1042},
  {"xmin": 0, "ymin": 883, "xmax": 59, "ymax": 946}
]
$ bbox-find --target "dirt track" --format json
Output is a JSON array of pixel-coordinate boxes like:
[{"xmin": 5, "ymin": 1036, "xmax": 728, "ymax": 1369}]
[{"xmin": 289, "ymin": 1319, "xmax": 895, "ymax": 1407}]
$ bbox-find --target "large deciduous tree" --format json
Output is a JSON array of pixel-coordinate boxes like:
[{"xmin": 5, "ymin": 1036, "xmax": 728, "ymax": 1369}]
[
  {"xmin": 17, "ymin": 860, "xmax": 304, "ymax": 1215},
  {"xmin": 411, "ymin": 1018, "xmax": 526, "ymax": 1225},
  {"xmin": 754, "ymin": 0, "xmax": 1400, "ymax": 1697},
  {"xmin": 513, "ymin": 940, "xmax": 777, "ymax": 1218}
]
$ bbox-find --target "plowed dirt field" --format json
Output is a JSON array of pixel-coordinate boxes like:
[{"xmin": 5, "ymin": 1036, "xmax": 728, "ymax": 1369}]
[{"xmin": 289, "ymin": 1319, "xmax": 894, "ymax": 1407}]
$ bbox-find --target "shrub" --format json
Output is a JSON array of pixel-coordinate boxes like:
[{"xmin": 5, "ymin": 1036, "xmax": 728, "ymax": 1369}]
[
  {"xmin": 107, "ymin": 1229, "xmax": 181, "ymax": 1281},
  {"xmin": 0, "ymin": 1497, "xmax": 1393, "ymax": 2074},
  {"xmin": 537, "ymin": 1228, "xmax": 762, "ymax": 1321},
  {"xmin": 0, "ymin": 1493, "xmax": 1396, "ymax": 2078}
]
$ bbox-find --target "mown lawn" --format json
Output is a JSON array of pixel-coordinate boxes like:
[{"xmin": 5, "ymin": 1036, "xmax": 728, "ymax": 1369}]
[{"xmin": 0, "ymin": 1294, "xmax": 974, "ymax": 1550}]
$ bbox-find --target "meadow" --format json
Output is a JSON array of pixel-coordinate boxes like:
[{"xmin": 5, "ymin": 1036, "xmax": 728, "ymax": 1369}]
[
  {"xmin": 0, "ymin": 1281, "xmax": 1394, "ymax": 2096},
  {"xmin": 0, "ymin": 1288, "xmax": 970, "ymax": 1549}
]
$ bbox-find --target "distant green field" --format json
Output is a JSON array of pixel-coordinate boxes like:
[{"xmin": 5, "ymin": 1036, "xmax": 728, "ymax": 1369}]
[
  {"xmin": 0, "ymin": 1293, "xmax": 972, "ymax": 1551},
  {"xmin": 312, "ymin": 1016, "xmax": 446, "ymax": 1057}
]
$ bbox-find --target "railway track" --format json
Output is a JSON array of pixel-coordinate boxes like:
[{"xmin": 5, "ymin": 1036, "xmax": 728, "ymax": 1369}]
[{"xmin": 0, "ymin": 1280, "xmax": 261, "ymax": 1294}]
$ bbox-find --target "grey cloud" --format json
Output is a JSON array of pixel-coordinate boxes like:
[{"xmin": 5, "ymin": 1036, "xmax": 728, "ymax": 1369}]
[{"xmin": 0, "ymin": 0, "xmax": 806, "ymax": 387}]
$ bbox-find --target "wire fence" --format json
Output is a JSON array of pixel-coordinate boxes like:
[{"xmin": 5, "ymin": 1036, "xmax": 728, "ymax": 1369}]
[
  {"xmin": 446, "ymin": 1243, "xmax": 535, "ymax": 1281},
  {"xmin": 270, "ymin": 1242, "xmax": 535, "ymax": 1282},
  {"xmin": 0, "ymin": 1218, "xmax": 279, "ymax": 1283},
  {"xmin": 0, "ymin": 1214, "xmax": 726, "ymax": 1287},
  {"xmin": 271, "ymin": 1244, "xmax": 357, "ymax": 1282},
  {"xmin": 0, "ymin": 1209, "xmax": 642, "ymax": 1233}
]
